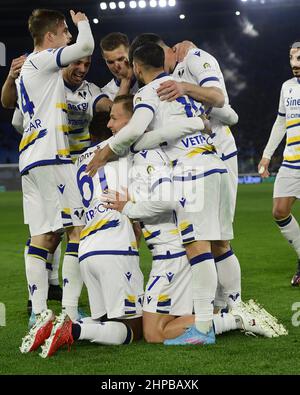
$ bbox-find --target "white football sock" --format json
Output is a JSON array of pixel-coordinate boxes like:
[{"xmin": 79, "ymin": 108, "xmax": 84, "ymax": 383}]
[
  {"xmin": 215, "ymin": 249, "xmax": 241, "ymax": 309},
  {"xmin": 78, "ymin": 321, "xmax": 132, "ymax": 345},
  {"xmin": 190, "ymin": 253, "xmax": 217, "ymax": 333},
  {"xmin": 48, "ymin": 243, "xmax": 61, "ymax": 286},
  {"xmin": 213, "ymin": 311, "xmax": 238, "ymax": 335},
  {"xmin": 276, "ymin": 215, "xmax": 300, "ymax": 259},
  {"xmin": 62, "ymin": 241, "xmax": 83, "ymax": 321},
  {"xmin": 26, "ymin": 244, "xmax": 49, "ymax": 314}
]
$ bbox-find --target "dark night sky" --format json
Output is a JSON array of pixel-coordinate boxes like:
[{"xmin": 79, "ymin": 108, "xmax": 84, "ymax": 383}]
[{"xmin": 1, "ymin": 0, "xmax": 300, "ymax": 169}]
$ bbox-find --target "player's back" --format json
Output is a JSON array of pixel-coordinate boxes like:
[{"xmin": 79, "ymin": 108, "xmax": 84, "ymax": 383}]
[
  {"xmin": 16, "ymin": 49, "xmax": 72, "ymax": 175},
  {"xmin": 130, "ymin": 148, "xmax": 184, "ymax": 254},
  {"xmin": 135, "ymin": 74, "xmax": 215, "ymax": 162},
  {"xmin": 76, "ymin": 141, "xmax": 137, "ymax": 254}
]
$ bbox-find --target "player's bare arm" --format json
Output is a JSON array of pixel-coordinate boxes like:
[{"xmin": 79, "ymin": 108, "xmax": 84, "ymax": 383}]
[
  {"xmin": 1, "ymin": 55, "xmax": 26, "ymax": 108},
  {"xmin": 173, "ymin": 40, "xmax": 197, "ymax": 62},
  {"xmin": 157, "ymin": 80, "xmax": 224, "ymax": 107}
]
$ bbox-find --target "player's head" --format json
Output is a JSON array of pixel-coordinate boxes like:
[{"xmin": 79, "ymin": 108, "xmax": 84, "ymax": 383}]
[
  {"xmin": 28, "ymin": 9, "xmax": 72, "ymax": 49},
  {"xmin": 63, "ymin": 56, "xmax": 91, "ymax": 87},
  {"xmin": 290, "ymin": 41, "xmax": 300, "ymax": 77},
  {"xmin": 132, "ymin": 43, "xmax": 165, "ymax": 85},
  {"xmin": 100, "ymin": 32, "xmax": 130, "ymax": 79},
  {"xmin": 129, "ymin": 33, "xmax": 176, "ymax": 73},
  {"xmin": 107, "ymin": 95, "xmax": 134, "ymax": 135}
]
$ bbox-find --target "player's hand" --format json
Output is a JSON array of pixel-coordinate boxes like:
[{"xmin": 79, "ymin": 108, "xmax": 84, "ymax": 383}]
[
  {"xmin": 85, "ymin": 144, "xmax": 114, "ymax": 177},
  {"xmin": 101, "ymin": 189, "xmax": 129, "ymax": 212},
  {"xmin": 157, "ymin": 80, "xmax": 185, "ymax": 102},
  {"xmin": 119, "ymin": 59, "xmax": 134, "ymax": 80},
  {"xmin": 258, "ymin": 158, "xmax": 270, "ymax": 178},
  {"xmin": 173, "ymin": 40, "xmax": 197, "ymax": 62},
  {"xmin": 70, "ymin": 10, "xmax": 89, "ymax": 26},
  {"xmin": 200, "ymin": 115, "xmax": 212, "ymax": 134},
  {"xmin": 8, "ymin": 55, "xmax": 27, "ymax": 79}
]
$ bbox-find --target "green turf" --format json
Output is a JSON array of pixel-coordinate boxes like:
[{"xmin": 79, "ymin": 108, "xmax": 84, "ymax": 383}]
[{"xmin": 0, "ymin": 185, "xmax": 300, "ymax": 375}]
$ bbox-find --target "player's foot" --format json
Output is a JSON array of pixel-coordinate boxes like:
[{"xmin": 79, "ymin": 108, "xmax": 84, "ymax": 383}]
[
  {"xmin": 231, "ymin": 301, "xmax": 281, "ymax": 338},
  {"xmin": 246, "ymin": 299, "xmax": 288, "ymax": 336},
  {"xmin": 39, "ymin": 313, "xmax": 73, "ymax": 358},
  {"xmin": 164, "ymin": 325, "xmax": 215, "ymax": 345},
  {"xmin": 47, "ymin": 284, "xmax": 63, "ymax": 301},
  {"xmin": 20, "ymin": 309, "xmax": 54, "ymax": 353},
  {"xmin": 28, "ymin": 311, "xmax": 36, "ymax": 329},
  {"xmin": 291, "ymin": 272, "xmax": 300, "ymax": 287},
  {"xmin": 27, "ymin": 300, "xmax": 32, "ymax": 317}
]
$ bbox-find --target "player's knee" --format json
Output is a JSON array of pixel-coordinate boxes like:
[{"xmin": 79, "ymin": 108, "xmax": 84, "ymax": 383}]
[
  {"xmin": 143, "ymin": 328, "xmax": 164, "ymax": 343},
  {"xmin": 211, "ymin": 240, "xmax": 230, "ymax": 257},
  {"xmin": 272, "ymin": 206, "xmax": 290, "ymax": 220}
]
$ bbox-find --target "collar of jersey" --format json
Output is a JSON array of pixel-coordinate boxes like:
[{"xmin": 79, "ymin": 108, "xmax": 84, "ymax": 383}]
[
  {"xmin": 153, "ymin": 72, "xmax": 169, "ymax": 81},
  {"xmin": 64, "ymin": 80, "xmax": 82, "ymax": 92}
]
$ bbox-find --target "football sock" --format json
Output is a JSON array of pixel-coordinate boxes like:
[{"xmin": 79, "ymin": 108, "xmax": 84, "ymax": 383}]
[
  {"xmin": 24, "ymin": 238, "xmax": 31, "ymax": 300},
  {"xmin": 48, "ymin": 243, "xmax": 61, "ymax": 286},
  {"xmin": 213, "ymin": 312, "xmax": 237, "ymax": 334},
  {"xmin": 62, "ymin": 241, "xmax": 82, "ymax": 321},
  {"xmin": 76, "ymin": 321, "xmax": 132, "ymax": 345},
  {"xmin": 26, "ymin": 244, "xmax": 49, "ymax": 314},
  {"xmin": 190, "ymin": 253, "xmax": 217, "ymax": 333},
  {"xmin": 215, "ymin": 249, "xmax": 241, "ymax": 309},
  {"xmin": 276, "ymin": 215, "xmax": 300, "ymax": 259}
]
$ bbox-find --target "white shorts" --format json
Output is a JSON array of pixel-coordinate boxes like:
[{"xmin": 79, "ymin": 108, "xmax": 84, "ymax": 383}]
[
  {"xmin": 80, "ymin": 254, "xmax": 144, "ymax": 320},
  {"xmin": 273, "ymin": 166, "xmax": 300, "ymax": 199},
  {"xmin": 173, "ymin": 155, "xmax": 234, "ymax": 243},
  {"xmin": 22, "ymin": 164, "xmax": 85, "ymax": 236},
  {"xmin": 143, "ymin": 250, "xmax": 193, "ymax": 316},
  {"xmin": 221, "ymin": 154, "xmax": 238, "ymax": 223}
]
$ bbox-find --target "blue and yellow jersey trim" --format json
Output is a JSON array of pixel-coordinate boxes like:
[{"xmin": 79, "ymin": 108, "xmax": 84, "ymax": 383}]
[
  {"xmin": 286, "ymin": 118, "xmax": 300, "ymax": 130},
  {"xmin": 80, "ymin": 219, "xmax": 120, "ymax": 240},
  {"xmin": 185, "ymin": 145, "xmax": 216, "ymax": 159},
  {"xmin": 19, "ymin": 129, "xmax": 47, "ymax": 154}
]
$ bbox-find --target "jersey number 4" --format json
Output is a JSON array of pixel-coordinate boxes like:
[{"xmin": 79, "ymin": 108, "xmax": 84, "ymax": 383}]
[{"xmin": 19, "ymin": 76, "xmax": 35, "ymax": 118}]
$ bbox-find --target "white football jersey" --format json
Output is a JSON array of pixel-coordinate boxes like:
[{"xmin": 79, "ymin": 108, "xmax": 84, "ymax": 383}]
[
  {"xmin": 133, "ymin": 73, "xmax": 216, "ymax": 162},
  {"xmin": 129, "ymin": 148, "xmax": 183, "ymax": 253},
  {"xmin": 65, "ymin": 80, "xmax": 108, "ymax": 160},
  {"xmin": 173, "ymin": 48, "xmax": 237, "ymax": 159},
  {"xmin": 278, "ymin": 77, "xmax": 300, "ymax": 170},
  {"xmin": 16, "ymin": 49, "xmax": 73, "ymax": 175},
  {"xmin": 76, "ymin": 141, "xmax": 137, "ymax": 254},
  {"xmin": 101, "ymin": 77, "xmax": 139, "ymax": 100}
]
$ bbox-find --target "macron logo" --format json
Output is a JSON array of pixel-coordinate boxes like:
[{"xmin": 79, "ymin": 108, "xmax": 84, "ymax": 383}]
[
  {"xmin": 58, "ymin": 184, "xmax": 65, "ymax": 194},
  {"xmin": 63, "ymin": 278, "xmax": 69, "ymax": 287},
  {"xmin": 29, "ymin": 284, "xmax": 37, "ymax": 296},
  {"xmin": 179, "ymin": 197, "xmax": 186, "ymax": 208},
  {"xmin": 166, "ymin": 272, "xmax": 174, "ymax": 283},
  {"xmin": 125, "ymin": 272, "xmax": 132, "ymax": 281}
]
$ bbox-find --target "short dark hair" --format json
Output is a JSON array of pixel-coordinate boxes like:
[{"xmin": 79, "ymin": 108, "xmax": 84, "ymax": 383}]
[
  {"xmin": 133, "ymin": 43, "xmax": 165, "ymax": 70},
  {"xmin": 129, "ymin": 33, "xmax": 165, "ymax": 65},
  {"xmin": 28, "ymin": 9, "xmax": 65, "ymax": 46},
  {"xmin": 290, "ymin": 41, "xmax": 300, "ymax": 49},
  {"xmin": 113, "ymin": 94, "xmax": 134, "ymax": 114},
  {"xmin": 100, "ymin": 32, "xmax": 130, "ymax": 54}
]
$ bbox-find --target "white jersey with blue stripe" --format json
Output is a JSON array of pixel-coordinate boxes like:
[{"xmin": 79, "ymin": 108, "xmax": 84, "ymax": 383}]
[
  {"xmin": 65, "ymin": 80, "xmax": 108, "ymax": 160},
  {"xmin": 76, "ymin": 141, "xmax": 137, "ymax": 255},
  {"xmin": 133, "ymin": 73, "xmax": 215, "ymax": 163},
  {"xmin": 16, "ymin": 49, "xmax": 73, "ymax": 175},
  {"xmin": 130, "ymin": 148, "xmax": 184, "ymax": 255},
  {"xmin": 278, "ymin": 77, "xmax": 300, "ymax": 170},
  {"xmin": 172, "ymin": 48, "xmax": 237, "ymax": 159},
  {"xmin": 101, "ymin": 77, "xmax": 139, "ymax": 100}
]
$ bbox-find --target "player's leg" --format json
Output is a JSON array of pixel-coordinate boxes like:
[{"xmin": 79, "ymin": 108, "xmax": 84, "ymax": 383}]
[
  {"xmin": 273, "ymin": 196, "xmax": 300, "ymax": 284},
  {"xmin": 47, "ymin": 241, "xmax": 63, "ymax": 301},
  {"xmin": 62, "ymin": 226, "xmax": 83, "ymax": 321},
  {"xmin": 212, "ymin": 240, "xmax": 241, "ymax": 309}
]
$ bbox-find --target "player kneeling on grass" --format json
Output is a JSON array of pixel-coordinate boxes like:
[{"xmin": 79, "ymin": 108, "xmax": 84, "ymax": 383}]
[{"xmin": 100, "ymin": 95, "xmax": 288, "ymax": 345}]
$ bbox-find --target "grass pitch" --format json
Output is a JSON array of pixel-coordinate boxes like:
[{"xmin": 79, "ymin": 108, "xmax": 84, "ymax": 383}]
[{"xmin": 0, "ymin": 184, "xmax": 300, "ymax": 375}]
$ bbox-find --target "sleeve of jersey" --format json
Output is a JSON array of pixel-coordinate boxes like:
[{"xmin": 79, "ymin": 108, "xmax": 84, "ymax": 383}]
[
  {"xmin": 56, "ymin": 21, "xmax": 94, "ymax": 68},
  {"xmin": 187, "ymin": 52, "xmax": 222, "ymax": 89},
  {"xmin": 277, "ymin": 86, "xmax": 286, "ymax": 117},
  {"xmin": 209, "ymin": 105, "xmax": 238, "ymax": 126},
  {"xmin": 88, "ymin": 85, "xmax": 109, "ymax": 116},
  {"xmin": 108, "ymin": 103, "xmax": 155, "ymax": 156},
  {"xmin": 12, "ymin": 108, "xmax": 24, "ymax": 134},
  {"xmin": 262, "ymin": 115, "xmax": 286, "ymax": 160},
  {"xmin": 133, "ymin": 117, "xmax": 204, "ymax": 151},
  {"xmin": 123, "ymin": 168, "xmax": 176, "ymax": 220}
]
